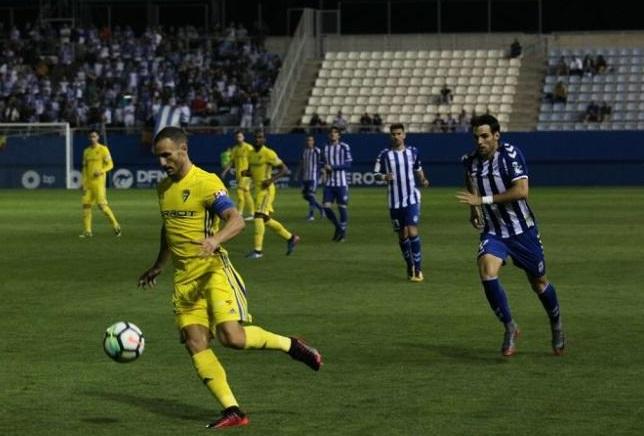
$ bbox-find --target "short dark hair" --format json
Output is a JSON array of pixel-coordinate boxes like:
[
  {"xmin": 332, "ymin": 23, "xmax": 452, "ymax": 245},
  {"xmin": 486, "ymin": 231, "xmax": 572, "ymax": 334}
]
[
  {"xmin": 234, "ymin": 129, "xmax": 244, "ymax": 135},
  {"xmin": 154, "ymin": 126, "xmax": 188, "ymax": 145},
  {"xmin": 254, "ymin": 128, "xmax": 265, "ymax": 137},
  {"xmin": 329, "ymin": 126, "xmax": 341, "ymax": 134},
  {"xmin": 471, "ymin": 114, "xmax": 500, "ymax": 134},
  {"xmin": 389, "ymin": 123, "xmax": 405, "ymax": 131},
  {"xmin": 88, "ymin": 129, "xmax": 100, "ymax": 136}
]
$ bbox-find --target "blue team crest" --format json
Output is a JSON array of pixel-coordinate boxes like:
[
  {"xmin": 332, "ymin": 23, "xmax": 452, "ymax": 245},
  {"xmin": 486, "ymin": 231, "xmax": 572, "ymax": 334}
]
[
  {"xmin": 512, "ymin": 161, "xmax": 524, "ymax": 175},
  {"xmin": 182, "ymin": 189, "xmax": 190, "ymax": 202}
]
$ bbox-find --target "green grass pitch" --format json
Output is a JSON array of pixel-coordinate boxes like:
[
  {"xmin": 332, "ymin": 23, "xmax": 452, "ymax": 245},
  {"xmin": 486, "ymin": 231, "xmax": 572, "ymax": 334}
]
[{"xmin": 1, "ymin": 186, "xmax": 643, "ymax": 435}]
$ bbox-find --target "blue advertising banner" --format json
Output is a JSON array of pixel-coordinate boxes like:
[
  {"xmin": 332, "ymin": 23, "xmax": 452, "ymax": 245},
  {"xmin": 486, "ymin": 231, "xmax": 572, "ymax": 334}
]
[{"xmin": 2, "ymin": 130, "xmax": 644, "ymax": 188}]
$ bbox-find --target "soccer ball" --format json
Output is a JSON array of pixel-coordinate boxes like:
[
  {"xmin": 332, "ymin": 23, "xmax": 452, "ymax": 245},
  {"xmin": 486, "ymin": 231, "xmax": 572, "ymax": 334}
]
[{"xmin": 103, "ymin": 321, "xmax": 145, "ymax": 363}]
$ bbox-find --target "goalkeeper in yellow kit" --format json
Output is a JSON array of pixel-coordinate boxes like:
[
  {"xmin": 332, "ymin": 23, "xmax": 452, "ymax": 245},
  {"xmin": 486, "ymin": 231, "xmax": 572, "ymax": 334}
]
[
  {"xmin": 137, "ymin": 127, "xmax": 322, "ymax": 430},
  {"xmin": 79, "ymin": 130, "xmax": 121, "ymax": 238}
]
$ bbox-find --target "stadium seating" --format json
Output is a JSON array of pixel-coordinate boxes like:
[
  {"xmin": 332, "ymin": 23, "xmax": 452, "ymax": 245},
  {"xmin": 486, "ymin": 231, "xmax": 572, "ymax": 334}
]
[
  {"xmin": 538, "ymin": 47, "xmax": 644, "ymax": 131},
  {"xmin": 303, "ymin": 49, "xmax": 520, "ymax": 132}
]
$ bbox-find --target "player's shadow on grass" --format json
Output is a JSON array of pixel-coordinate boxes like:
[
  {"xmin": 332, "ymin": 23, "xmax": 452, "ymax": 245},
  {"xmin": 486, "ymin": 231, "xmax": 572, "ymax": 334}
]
[
  {"xmin": 83, "ymin": 390, "xmax": 213, "ymax": 421},
  {"xmin": 400, "ymin": 342, "xmax": 509, "ymax": 364}
]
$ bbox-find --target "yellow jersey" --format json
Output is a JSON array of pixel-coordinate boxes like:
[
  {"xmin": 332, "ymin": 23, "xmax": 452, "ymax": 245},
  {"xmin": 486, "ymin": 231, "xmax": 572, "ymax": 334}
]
[
  {"xmin": 247, "ymin": 145, "xmax": 283, "ymax": 187},
  {"xmin": 230, "ymin": 142, "xmax": 254, "ymax": 174},
  {"xmin": 157, "ymin": 165, "xmax": 233, "ymax": 284},
  {"xmin": 82, "ymin": 144, "xmax": 113, "ymax": 186}
]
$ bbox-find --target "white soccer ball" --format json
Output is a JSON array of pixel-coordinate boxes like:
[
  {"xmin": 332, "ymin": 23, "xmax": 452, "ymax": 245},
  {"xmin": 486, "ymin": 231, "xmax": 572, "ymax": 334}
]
[{"xmin": 103, "ymin": 321, "xmax": 145, "ymax": 363}]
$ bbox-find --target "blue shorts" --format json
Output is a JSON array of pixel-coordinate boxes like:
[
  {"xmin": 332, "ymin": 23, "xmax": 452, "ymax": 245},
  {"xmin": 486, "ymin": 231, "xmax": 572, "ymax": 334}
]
[
  {"xmin": 323, "ymin": 186, "xmax": 348, "ymax": 205},
  {"xmin": 301, "ymin": 180, "xmax": 317, "ymax": 196},
  {"xmin": 389, "ymin": 204, "xmax": 420, "ymax": 232},
  {"xmin": 478, "ymin": 227, "xmax": 546, "ymax": 278}
]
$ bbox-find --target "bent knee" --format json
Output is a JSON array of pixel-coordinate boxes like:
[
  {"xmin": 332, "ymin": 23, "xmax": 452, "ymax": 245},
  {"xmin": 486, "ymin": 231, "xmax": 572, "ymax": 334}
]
[
  {"xmin": 184, "ymin": 336, "xmax": 210, "ymax": 354},
  {"xmin": 529, "ymin": 276, "xmax": 549, "ymax": 293},
  {"xmin": 218, "ymin": 331, "xmax": 245, "ymax": 349}
]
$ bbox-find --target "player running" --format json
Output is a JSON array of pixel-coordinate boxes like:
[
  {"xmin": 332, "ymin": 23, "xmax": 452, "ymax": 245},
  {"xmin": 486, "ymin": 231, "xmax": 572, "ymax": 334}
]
[{"xmin": 457, "ymin": 114, "xmax": 566, "ymax": 357}]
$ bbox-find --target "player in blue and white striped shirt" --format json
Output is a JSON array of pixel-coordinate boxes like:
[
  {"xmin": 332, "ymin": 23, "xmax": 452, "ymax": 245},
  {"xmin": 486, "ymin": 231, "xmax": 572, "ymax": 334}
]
[
  {"xmin": 320, "ymin": 127, "xmax": 353, "ymax": 241},
  {"xmin": 375, "ymin": 123, "xmax": 429, "ymax": 282},
  {"xmin": 457, "ymin": 114, "xmax": 565, "ymax": 357},
  {"xmin": 298, "ymin": 135, "xmax": 324, "ymax": 221}
]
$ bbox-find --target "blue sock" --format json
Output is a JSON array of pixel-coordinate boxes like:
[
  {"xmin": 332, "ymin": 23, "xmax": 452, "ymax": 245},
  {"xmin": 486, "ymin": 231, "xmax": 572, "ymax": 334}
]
[
  {"xmin": 482, "ymin": 278, "xmax": 513, "ymax": 324},
  {"xmin": 399, "ymin": 238, "xmax": 412, "ymax": 273},
  {"xmin": 338, "ymin": 206, "xmax": 347, "ymax": 231},
  {"xmin": 409, "ymin": 235, "xmax": 422, "ymax": 272},
  {"xmin": 538, "ymin": 283, "xmax": 561, "ymax": 323},
  {"xmin": 324, "ymin": 207, "xmax": 340, "ymax": 228}
]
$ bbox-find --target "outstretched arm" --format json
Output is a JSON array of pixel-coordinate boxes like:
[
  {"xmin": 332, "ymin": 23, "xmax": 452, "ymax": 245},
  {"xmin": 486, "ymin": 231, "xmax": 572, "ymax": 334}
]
[{"xmin": 138, "ymin": 226, "xmax": 170, "ymax": 288}]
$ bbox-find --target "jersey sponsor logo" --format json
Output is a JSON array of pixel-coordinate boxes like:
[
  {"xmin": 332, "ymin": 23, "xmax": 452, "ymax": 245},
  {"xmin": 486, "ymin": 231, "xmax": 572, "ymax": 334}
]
[
  {"xmin": 160, "ymin": 210, "xmax": 197, "ymax": 217},
  {"xmin": 182, "ymin": 189, "xmax": 190, "ymax": 202}
]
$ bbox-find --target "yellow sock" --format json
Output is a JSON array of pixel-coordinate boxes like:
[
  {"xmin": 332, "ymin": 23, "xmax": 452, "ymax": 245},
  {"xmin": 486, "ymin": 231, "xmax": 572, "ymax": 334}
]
[
  {"xmin": 253, "ymin": 218, "xmax": 265, "ymax": 251},
  {"xmin": 236, "ymin": 189, "xmax": 246, "ymax": 215},
  {"xmin": 244, "ymin": 190, "xmax": 255, "ymax": 215},
  {"xmin": 192, "ymin": 349, "xmax": 238, "ymax": 409},
  {"xmin": 265, "ymin": 218, "xmax": 292, "ymax": 241},
  {"xmin": 100, "ymin": 205, "xmax": 119, "ymax": 228},
  {"xmin": 82, "ymin": 208, "xmax": 92, "ymax": 233},
  {"xmin": 243, "ymin": 325, "xmax": 291, "ymax": 351}
]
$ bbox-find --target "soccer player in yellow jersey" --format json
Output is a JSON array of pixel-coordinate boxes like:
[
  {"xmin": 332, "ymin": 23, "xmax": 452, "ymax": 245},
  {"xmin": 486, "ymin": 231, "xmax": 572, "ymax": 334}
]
[
  {"xmin": 137, "ymin": 127, "xmax": 322, "ymax": 430},
  {"xmin": 79, "ymin": 130, "xmax": 121, "ymax": 238},
  {"xmin": 244, "ymin": 129, "xmax": 300, "ymax": 259},
  {"xmin": 220, "ymin": 130, "xmax": 255, "ymax": 220}
]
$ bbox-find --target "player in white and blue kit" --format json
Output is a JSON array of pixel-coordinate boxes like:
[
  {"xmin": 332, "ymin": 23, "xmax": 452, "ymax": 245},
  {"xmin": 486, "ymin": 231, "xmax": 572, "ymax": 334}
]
[
  {"xmin": 321, "ymin": 127, "xmax": 352, "ymax": 241},
  {"xmin": 375, "ymin": 123, "xmax": 429, "ymax": 282},
  {"xmin": 298, "ymin": 135, "xmax": 324, "ymax": 221},
  {"xmin": 457, "ymin": 114, "xmax": 565, "ymax": 357}
]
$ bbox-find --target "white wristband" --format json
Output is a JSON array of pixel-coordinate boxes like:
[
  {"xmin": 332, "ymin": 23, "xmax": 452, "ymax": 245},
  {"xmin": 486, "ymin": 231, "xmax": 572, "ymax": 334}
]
[{"xmin": 481, "ymin": 195, "xmax": 493, "ymax": 205}]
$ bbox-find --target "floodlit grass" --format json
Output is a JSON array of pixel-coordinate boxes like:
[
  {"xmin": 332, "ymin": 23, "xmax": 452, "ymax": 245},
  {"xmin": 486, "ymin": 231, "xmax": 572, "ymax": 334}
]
[{"xmin": 1, "ymin": 187, "xmax": 643, "ymax": 435}]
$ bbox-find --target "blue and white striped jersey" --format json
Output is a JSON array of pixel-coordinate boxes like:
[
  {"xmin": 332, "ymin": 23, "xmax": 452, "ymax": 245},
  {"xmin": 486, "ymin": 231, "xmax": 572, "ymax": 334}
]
[
  {"xmin": 301, "ymin": 146, "xmax": 321, "ymax": 183},
  {"xmin": 461, "ymin": 142, "xmax": 536, "ymax": 238},
  {"xmin": 374, "ymin": 146, "xmax": 422, "ymax": 209},
  {"xmin": 321, "ymin": 142, "xmax": 353, "ymax": 187},
  {"xmin": 154, "ymin": 105, "xmax": 182, "ymax": 135}
]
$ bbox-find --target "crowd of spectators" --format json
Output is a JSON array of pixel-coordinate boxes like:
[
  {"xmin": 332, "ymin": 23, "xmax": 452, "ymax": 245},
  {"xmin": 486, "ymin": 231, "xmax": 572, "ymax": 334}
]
[
  {"xmin": 582, "ymin": 100, "xmax": 612, "ymax": 123},
  {"xmin": 306, "ymin": 111, "xmax": 383, "ymax": 134},
  {"xmin": 430, "ymin": 109, "xmax": 473, "ymax": 133},
  {"xmin": 552, "ymin": 53, "xmax": 610, "ymax": 77},
  {"xmin": 0, "ymin": 21, "xmax": 281, "ymax": 130}
]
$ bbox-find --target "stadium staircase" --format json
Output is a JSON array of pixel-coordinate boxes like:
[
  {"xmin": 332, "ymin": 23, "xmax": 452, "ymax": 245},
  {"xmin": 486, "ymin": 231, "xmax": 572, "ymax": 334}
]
[
  {"xmin": 283, "ymin": 59, "xmax": 323, "ymax": 130},
  {"xmin": 508, "ymin": 49, "xmax": 545, "ymax": 131}
]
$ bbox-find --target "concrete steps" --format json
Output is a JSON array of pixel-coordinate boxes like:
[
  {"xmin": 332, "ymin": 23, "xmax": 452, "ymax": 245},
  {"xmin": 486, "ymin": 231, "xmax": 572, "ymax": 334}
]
[
  {"xmin": 509, "ymin": 50, "xmax": 546, "ymax": 132},
  {"xmin": 282, "ymin": 59, "xmax": 321, "ymax": 131}
]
